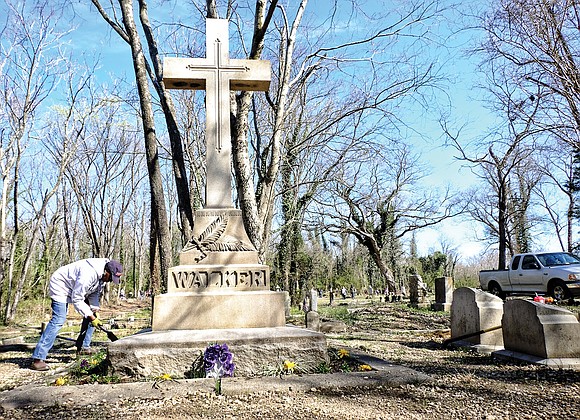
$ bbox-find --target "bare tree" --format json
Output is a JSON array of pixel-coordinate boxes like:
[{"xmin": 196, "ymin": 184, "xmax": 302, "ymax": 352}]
[
  {"xmin": 447, "ymin": 138, "xmax": 540, "ymax": 270},
  {"xmin": 478, "ymin": 0, "xmax": 580, "ymax": 138},
  {"xmin": 89, "ymin": 0, "xmax": 176, "ymax": 293},
  {"xmin": 82, "ymin": 0, "xmax": 451, "ymax": 288},
  {"xmin": 91, "ymin": 0, "xmax": 194, "ymax": 244},
  {"xmin": 170, "ymin": 91, "xmax": 205, "ymax": 212},
  {"xmin": 232, "ymin": 0, "xmax": 450, "ymax": 263},
  {"xmin": 0, "ymin": 0, "xmax": 70, "ymax": 322},
  {"xmin": 473, "ymin": 0, "xmax": 580, "ymax": 255},
  {"xmin": 55, "ymin": 89, "xmax": 146, "ymax": 259},
  {"xmin": 128, "ymin": 190, "xmax": 148, "ymax": 297},
  {"xmin": 274, "ymin": 71, "xmax": 365, "ymax": 299},
  {"xmin": 312, "ymin": 144, "xmax": 463, "ymax": 292},
  {"xmin": 235, "ymin": 0, "xmax": 451, "ymax": 297}
]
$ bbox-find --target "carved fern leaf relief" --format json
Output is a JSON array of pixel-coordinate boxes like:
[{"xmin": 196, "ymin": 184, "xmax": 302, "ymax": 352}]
[
  {"xmin": 199, "ymin": 215, "xmax": 228, "ymax": 246},
  {"xmin": 181, "ymin": 215, "xmax": 254, "ymax": 258}
]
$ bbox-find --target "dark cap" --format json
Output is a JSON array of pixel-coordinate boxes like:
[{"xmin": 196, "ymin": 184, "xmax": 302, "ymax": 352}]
[{"xmin": 105, "ymin": 260, "xmax": 123, "ymax": 284}]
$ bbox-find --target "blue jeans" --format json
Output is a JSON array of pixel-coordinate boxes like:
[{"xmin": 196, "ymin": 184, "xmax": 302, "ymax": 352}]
[{"xmin": 32, "ymin": 300, "xmax": 95, "ymax": 360}]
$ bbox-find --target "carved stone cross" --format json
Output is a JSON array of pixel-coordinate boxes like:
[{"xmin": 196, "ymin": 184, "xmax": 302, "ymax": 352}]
[{"xmin": 163, "ymin": 19, "xmax": 271, "ymax": 208}]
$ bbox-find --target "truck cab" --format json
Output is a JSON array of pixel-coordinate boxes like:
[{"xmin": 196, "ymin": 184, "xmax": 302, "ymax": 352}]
[{"xmin": 510, "ymin": 254, "xmax": 545, "ymax": 291}]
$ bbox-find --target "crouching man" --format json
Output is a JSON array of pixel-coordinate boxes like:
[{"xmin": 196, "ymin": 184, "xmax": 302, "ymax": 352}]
[{"xmin": 30, "ymin": 258, "xmax": 123, "ymax": 371}]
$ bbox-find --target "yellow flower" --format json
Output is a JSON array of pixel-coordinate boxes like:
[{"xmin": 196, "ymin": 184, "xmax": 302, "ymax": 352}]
[
  {"xmin": 158, "ymin": 373, "xmax": 172, "ymax": 381},
  {"xmin": 54, "ymin": 376, "xmax": 67, "ymax": 386},
  {"xmin": 283, "ymin": 360, "xmax": 296, "ymax": 374},
  {"xmin": 338, "ymin": 349, "xmax": 349, "ymax": 359},
  {"xmin": 358, "ymin": 364, "xmax": 372, "ymax": 371}
]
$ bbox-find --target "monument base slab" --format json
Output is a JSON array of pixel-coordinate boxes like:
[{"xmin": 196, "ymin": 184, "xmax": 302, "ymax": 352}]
[
  {"xmin": 493, "ymin": 349, "xmax": 580, "ymax": 371},
  {"xmin": 107, "ymin": 326, "xmax": 329, "ymax": 378},
  {"xmin": 408, "ymin": 302, "xmax": 431, "ymax": 309},
  {"xmin": 431, "ymin": 302, "xmax": 452, "ymax": 312},
  {"xmin": 152, "ymin": 291, "xmax": 286, "ymax": 330}
]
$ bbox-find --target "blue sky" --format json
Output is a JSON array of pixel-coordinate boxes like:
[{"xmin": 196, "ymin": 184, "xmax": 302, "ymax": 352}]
[
  {"xmin": 67, "ymin": 0, "xmax": 495, "ymax": 258},
  {"xmin": 6, "ymin": 0, "xmax": 561, "ymax": 259}
]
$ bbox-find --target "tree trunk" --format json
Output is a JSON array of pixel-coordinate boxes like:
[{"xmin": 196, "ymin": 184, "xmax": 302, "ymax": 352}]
[
  {"xmin": 498, "ymin": 182, "xmax": 508, "ymax": 270},
  {"xmin": 7, "ymin": 176, "xmax": 64, "ymax": 322},
  {"xmin": 137, "ymin": 0, "xmax": 194, "ymax": 243},
  {"xmin": 232, "ymin": 0, "xmax": 300, "ymax": 261},
  {"xmin": 118, "ymin": 0, "xmax": 172, "ymax": 288},
  {"xmin": 365, "ymin": 238, "xmax": 396, "ymax": 294}
]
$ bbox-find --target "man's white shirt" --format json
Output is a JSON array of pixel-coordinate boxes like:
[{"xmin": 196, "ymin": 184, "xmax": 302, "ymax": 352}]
[{"xmin": 48, "ymin": 258, "xmax": 110, "ymax": 317}]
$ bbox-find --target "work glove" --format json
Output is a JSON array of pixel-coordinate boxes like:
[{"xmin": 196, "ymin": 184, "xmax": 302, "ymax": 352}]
[{"xmin": 90, "ymin": 316, "xmax": 103, "ymax": 328}]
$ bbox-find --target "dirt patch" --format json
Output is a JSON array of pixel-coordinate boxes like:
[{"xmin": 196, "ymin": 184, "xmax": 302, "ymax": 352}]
[{"xmin": 0, "ymin": 298, "xmax": 152, "ymax": 392}]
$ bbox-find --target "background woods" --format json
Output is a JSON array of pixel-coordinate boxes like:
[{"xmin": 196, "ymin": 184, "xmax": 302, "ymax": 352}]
[{"xmin": 1, "ymin": 0, "xmax": 579, "ymax": 320}]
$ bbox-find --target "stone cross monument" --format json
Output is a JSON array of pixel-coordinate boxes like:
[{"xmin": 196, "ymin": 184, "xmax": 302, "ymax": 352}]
[
  {"xmin": 152, "ymin": 18, "xmax": 285, "ymax": 330},
  {"xmin": 108, "ymin": 19, "xmax": 328, "ymax": 379},
  {"xmin": 162, "ymin": 19, "xmax": 269, "ymax": 208}
]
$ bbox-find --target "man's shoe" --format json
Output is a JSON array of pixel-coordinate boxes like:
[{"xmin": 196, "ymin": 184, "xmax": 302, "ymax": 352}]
[
  {"xmin": 78, "ymin": 347, "xmax": 96, "ymax": 355},
  {"xmin": 30, "ymin": 359, "xmax": 49, "ymax": 371}
]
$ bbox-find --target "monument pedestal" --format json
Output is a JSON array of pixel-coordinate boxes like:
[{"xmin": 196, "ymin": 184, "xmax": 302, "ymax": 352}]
[
  {"xmin": 431, "ymin": 276, "xmax": 453, "ymax": 312},
  {"xmin": 408, "ymin": 274, "xmax": 430, "ymax": 309},
  {"xmin": 109, "ymin": 206, "xmax": 328, "ymax": 378},
  {"xmin": 108, "ymin": 327, "xmax": 329, "ymax": 378},
  {"xmin": 152, "ymin": 290, "xmax": 286, "ymax": 330}
]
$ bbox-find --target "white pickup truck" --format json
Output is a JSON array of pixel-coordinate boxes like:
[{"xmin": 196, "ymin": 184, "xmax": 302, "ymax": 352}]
[{"xmin": 479, "ymin": 252, "xmax": 580, "ymax": 300}]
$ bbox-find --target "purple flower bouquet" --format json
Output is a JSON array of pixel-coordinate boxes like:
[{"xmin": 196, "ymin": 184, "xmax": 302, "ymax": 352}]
[{"xmin": 203, "ymin": 343, "xmax": 235, "ymax": 394}]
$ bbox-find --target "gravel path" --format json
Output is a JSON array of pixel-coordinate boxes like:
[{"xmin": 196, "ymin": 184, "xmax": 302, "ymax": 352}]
[{"xmin": 1, "ymin": 300, "xmax": 579, "ymax": 419}]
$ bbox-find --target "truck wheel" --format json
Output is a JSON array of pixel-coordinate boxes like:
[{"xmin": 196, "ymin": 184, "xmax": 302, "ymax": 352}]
[
  {"xmin": 489, "ymin": 282, "xmax": 506, "ymax": 300},
  {"xmin": 549, "ymin": 280, "xmax": 570, "ymax": 301}
]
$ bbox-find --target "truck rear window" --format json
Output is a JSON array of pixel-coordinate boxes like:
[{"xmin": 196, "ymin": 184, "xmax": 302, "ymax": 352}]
[{"xmin": 511, "ymin": 255, "xmax": 521, "ymax": 270}]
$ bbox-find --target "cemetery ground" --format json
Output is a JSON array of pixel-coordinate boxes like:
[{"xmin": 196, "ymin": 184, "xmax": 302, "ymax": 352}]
[{"xmin": 0, "ymin": 296, "xmax": 579, "ymax": 419}]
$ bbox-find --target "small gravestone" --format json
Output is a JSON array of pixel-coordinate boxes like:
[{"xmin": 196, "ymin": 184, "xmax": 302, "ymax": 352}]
[
  {"xmin": 450, "ymin": 287, "xmax": 504, "ymax": 352},
  {"xmin": 408, "ymin": 274, "xmax": 429, "ymax": 308},
  {"xmin": 310, "ymin": 289, "xmax": 318, "ymax": 312},
  {"xmin": 306, "ymin": 288, "xmax": 320, "ymax": 331},
  {"xmin": 284, "ymin": 291, "xmax": 291, "ymax": 318},
  {"xmin": 432, "ymin": 276, "xmax": 453, "ymax": 312},
  {"xmin": 306, "ymin": 312, "xmax": 321, "ymax": 331},
  {"xmin": 320, "ymin": 320, "xmax": 347, "ymax": 333}
]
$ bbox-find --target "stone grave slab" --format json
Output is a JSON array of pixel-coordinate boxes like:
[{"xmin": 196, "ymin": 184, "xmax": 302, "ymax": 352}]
[
  {"xmin": 497, "ymin": 299, "xmax": 580, "ymax": 359},
  {"xmin": 450, "ymin": 287, "xmax": 504, "ymax": 353}
]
